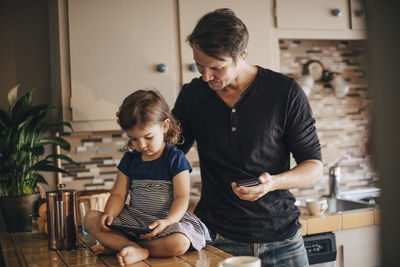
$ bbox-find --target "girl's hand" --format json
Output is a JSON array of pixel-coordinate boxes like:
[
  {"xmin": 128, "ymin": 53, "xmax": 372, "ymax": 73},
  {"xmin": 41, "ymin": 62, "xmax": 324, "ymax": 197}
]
[
  {"xmin": 231, "ymin": 172, "xmax": 275, "ymax": 201},
  {"xmin": 141, "ymin": 219, "xmax": 172, "ymax": 238},
  {"xmin": 99, "ymin": 213, "xmax": 114, "ymax": 231}
]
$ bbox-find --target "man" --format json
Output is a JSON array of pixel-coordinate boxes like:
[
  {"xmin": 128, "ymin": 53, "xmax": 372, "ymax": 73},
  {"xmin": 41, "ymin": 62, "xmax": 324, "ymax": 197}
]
[{"xmin": 172, "ymin": 8, "xmax": 323, "ymax": 266}]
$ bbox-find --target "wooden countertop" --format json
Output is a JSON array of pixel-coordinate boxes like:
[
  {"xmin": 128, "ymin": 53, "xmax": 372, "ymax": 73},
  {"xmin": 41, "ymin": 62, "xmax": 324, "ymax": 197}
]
[
  {"xmin": 299, "ymin": 206, "xmax": 380, "ymax": 236},
  {"xmin": 189, "ymin": 196, "xmax": 380, "ymax": 237},
  {"xmin": 0, "ymin": 231, "xmax": 231, "ymax": 267},
  {"xmin": 0, "ymin": 213, "xmax": 231, "ymax": 267}
]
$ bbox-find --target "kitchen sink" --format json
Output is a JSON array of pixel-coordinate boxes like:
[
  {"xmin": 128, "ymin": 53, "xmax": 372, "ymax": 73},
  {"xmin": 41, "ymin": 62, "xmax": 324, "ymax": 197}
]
[
  {"xmin": 325, "ymin": 198, "xmax": 374, "ymax": 213},
  {"xmin": 295, "ymin": 196, "xmax": 375, "ymax": 214},
  {"xmin": 340, "ymin": 187, "xmax": 381, "ymax": 206},
  {"xmin": 359, "ymin": 196, "xmax": 380, "ymax": 205}
]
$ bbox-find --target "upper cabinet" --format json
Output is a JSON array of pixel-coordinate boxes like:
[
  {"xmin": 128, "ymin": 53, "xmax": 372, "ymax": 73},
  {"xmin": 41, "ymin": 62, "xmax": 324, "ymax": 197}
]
[
  {"xmin": 350, "ymin": 0, "xmax": 367, "ymax": 30},
  {"xmin": 64, "ymin": 0, "xmax": 180, "ymax": 130},
  {"xmin": 276, "ymin": 0, "xmax": 349, "ymax": 30},
  {"xmin": 274, "ymin": 0, "xmax": 367, "ymax": 39}
]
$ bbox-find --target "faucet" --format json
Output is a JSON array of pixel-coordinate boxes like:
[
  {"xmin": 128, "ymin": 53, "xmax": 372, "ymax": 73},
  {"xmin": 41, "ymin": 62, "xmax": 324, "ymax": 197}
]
[{"xmin": 328, "ymin": 156, "xmax": 349, "ymax": 198}]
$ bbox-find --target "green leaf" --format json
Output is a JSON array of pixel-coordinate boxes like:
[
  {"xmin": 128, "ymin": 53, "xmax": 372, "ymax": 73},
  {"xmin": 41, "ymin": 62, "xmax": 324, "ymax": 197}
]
[
  {"xmin": 45, "ymin": 154, "xmax": 79, "ymax": 165},
  {"xmin": 16, "ymin": 103, "xmax": 54, "ymax": 131},
  {"xmin": 15, "ymin": 150, "xmax": 28, "ymax": 167},
  {"xmin": 34, "ymin": 164, "xmax": 70, "ymax": 174},
  {"xmin": 22, "ymin": 185, "xmax": 35, "ymax": 195},
  {"xmin": 62, "ymin": 121, "xmax": 73, "ymax": 131},
  {"xmin": 11, "ymin": 88, "xmax": 35, "ymax": 123},
  {"xmin": 4, "ymin": 151, "xmax": 28, "ymax": 169},
  {"xmin": 29, "ymin": 145, "xmax": 45, "ymax": 157},
  {"xmin": 39, "ymin": 136, "xmax": 71, "ymax": 151},
  {"xmin": 44, "ymin": 121, "xmax": 74, "ymax": 131},
  {"xmin": 31, "ymin": 173, "xmax": 48, "ymax": 185},
  {"xmin": 0, "ymin": 108, "xmax": 11, "ymax": 129},
  {"xmin": 31, "ymin": 159, "xmax": 51, "ymax": 168}
]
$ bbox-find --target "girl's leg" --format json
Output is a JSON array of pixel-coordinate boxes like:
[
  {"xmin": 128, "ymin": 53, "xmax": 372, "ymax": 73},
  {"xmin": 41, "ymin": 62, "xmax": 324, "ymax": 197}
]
[
  {"xmin": 116, "ymin": 234, "xmax": 190, "ymax": 265},
  {"xmin": 84, "ymin": 210, "xmax": 149, "ymax": 264},
  {"xmin": 138, "ymin": 232, "xmax": 191, "ymax": 257}
]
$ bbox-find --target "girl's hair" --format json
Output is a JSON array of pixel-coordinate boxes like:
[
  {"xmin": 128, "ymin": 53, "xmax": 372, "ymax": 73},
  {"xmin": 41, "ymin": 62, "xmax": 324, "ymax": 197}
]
[{"xmin": 117, "ymin": 90, "xmax": 181, "ymax": 150}]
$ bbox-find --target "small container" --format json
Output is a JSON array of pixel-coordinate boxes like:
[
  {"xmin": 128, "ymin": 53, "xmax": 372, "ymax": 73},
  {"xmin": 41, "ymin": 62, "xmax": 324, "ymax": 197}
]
[{"xmin": 79, "ymin": 202, "xmax": 89, "ymax": 235}]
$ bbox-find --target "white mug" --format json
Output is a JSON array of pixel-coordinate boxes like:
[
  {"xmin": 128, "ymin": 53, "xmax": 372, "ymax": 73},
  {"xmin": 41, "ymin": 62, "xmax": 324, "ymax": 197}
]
[
  {"xmin": 218, "ymin": 256, "xmax": 261, "ymax": 267},
  {"xmin": 306, "ymin": 198, "xmax": 328, "ymax": 215}
]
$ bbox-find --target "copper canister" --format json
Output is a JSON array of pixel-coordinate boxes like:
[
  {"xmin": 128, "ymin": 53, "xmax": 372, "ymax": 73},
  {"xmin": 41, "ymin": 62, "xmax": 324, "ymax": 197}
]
[{"xmin": 46, "ymin": 189, "xmax": 78, "ymax": 250}]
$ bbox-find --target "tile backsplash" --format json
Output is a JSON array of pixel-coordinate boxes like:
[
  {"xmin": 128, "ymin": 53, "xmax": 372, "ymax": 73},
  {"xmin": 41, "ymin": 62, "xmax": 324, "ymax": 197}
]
[
  {"xmin": 59, "ymin": 131, "xmax": 127, "ymax": 191},
  {"xmin": 58, "ymin": 39, "xmax": 377, "ymax": 197},
  {"xmin": 280, "ymin": 39, "xmax": 377, "ymax": 196},
  {"xmin": 59, "ymin": 131, "xmax": 201, "ymax": 192}
]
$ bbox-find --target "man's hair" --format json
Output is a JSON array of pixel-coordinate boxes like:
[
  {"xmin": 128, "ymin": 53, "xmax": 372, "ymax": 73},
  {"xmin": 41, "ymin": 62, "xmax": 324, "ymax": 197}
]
[{"xmin": 186, "ymin": 8, "xmax": 249, "ymax": 62}]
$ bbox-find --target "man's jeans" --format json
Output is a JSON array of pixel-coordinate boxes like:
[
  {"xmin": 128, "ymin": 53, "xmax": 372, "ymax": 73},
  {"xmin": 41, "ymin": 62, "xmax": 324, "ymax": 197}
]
[{"xmin": 211, "ymin": 229, "xmax": 309, "ymax": 267}]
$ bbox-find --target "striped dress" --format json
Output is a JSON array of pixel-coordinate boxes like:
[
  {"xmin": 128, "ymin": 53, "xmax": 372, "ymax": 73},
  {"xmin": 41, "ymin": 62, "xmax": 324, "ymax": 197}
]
[{"xmin": 111, "ymin": 145, "xmax": 210, "ymax": 251}]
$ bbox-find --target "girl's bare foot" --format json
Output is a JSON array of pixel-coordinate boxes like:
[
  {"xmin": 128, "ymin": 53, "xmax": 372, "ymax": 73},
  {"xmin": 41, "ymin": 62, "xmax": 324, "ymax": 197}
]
[
  {"xmin": 91, "ymin": 244, "xmax": 116, "ymax": 255},
  {"xmin": 117, "ymin": 245, "xmax": 149, "ymax": 266}
]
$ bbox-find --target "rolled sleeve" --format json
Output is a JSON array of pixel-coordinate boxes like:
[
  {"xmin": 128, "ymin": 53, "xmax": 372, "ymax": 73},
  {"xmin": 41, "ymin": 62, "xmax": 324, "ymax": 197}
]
[{"xmin": 284, "ymin": 81, "xmax": 322, "ymax": 164}]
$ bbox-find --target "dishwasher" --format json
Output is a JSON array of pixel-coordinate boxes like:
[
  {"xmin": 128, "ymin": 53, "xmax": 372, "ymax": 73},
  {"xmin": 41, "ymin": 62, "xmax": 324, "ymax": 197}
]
[{"xmin": 303, "ymin": 232, "xmax": 337, "ymax": 266}]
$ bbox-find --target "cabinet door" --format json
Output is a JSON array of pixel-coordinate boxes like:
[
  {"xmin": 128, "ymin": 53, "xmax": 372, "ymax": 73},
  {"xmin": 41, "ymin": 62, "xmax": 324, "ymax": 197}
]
[
  {"xmin": 350, "ymin": 0, "xmax": 366, "ymax": 30},
  {"xmin": 68, "ymin": 0, "xmax": 179, "ymax": 124},
  {"xmin": 335, "ymin": 225, "xmax": 380, "ymax": 267},
  {"xmin": 179, "ymin": 0, "xmax": 274, "ymax": 84},
  {"xmin": 343, "ymin": 241, "xmax": 380, "ymax": 267},
  {"xmin": 275, "ymin": 0, "xmax": 349, "ymax": 30}
]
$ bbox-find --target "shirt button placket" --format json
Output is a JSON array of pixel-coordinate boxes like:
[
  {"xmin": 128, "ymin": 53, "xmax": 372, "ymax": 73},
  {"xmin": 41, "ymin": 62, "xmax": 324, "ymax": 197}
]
[
  {"xmin": 230, "ymin": 107, "xmax": 239, "ymax": 146},
  {"xmin": 231, "ymin": 108, "xmax": 237, "ymax": 133}
]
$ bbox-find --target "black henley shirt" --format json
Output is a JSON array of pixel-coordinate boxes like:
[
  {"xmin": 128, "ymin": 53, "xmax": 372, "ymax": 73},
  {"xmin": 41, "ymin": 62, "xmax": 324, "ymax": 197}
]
[{"xmin": 172, "ymin": 66, "xmax": 322, "ymax": 243}]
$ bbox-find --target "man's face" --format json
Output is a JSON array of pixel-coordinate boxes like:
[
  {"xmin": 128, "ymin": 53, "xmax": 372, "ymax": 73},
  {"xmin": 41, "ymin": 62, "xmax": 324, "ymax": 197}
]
[{"xmin": 193, "ymin": 46, "xmax": 238, "ymax": 91}]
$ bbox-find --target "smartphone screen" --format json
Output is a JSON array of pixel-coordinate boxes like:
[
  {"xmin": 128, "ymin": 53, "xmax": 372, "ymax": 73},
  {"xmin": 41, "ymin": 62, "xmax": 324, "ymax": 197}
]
[
  {"xmin": 236, "ymin": 177, "xmax": 260, "ymax": 187},
  {"xmin": 109, "ymin": 224, "xmax": 152, "ymax": 234}
]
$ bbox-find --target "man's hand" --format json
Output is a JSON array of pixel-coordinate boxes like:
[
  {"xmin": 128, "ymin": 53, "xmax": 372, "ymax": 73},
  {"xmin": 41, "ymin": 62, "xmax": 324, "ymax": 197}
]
[{"xmin": 231, "ymin": 172, "xmax": 275, "ymax": 201}]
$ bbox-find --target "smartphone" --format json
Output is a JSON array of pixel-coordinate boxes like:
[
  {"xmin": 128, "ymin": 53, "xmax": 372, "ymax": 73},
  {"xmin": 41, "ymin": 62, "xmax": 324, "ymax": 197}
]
[
  {"xmin": 236, "ymin": 177, "xmax": 260, "ymax": 187},
  {"xmin": 109, "ymin": 224, "xmax": 152, "ymax": 235}
]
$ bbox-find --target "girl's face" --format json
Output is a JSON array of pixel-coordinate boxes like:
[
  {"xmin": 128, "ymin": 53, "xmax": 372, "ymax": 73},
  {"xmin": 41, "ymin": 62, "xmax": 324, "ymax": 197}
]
[{"xmin": 126, "ymin": 119, "xmax": 170, "ymax": 161}]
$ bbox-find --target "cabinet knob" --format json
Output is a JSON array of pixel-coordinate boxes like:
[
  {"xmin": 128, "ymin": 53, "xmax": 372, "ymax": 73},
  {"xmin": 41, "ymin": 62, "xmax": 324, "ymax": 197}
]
[
  {"xmin": 156, "ymin": 63, "xmax": 168, "ymax": 73},
  {"xmin": 355, "ymin": 9, "xmax": 366, "ymax": 18},
  {"xmin": 332, "ymin": 8, "xmax": 342, "ymax": 17},
  {"xmin": 189, "ymin": 63, "xmax": 198, "ymax": 73}
]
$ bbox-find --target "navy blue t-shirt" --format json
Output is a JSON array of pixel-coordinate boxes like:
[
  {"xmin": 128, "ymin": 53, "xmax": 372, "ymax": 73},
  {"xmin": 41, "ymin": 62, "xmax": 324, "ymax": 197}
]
[{"xmin": 118, "ymin": 145, "xmax": 192, "ymax": 181}]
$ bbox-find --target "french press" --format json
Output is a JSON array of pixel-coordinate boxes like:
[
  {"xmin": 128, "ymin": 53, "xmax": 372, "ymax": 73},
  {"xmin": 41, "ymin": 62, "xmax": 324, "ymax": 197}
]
[{"xmin": 46, "ymin": 184, "xmax": 78, "ymax": 250}]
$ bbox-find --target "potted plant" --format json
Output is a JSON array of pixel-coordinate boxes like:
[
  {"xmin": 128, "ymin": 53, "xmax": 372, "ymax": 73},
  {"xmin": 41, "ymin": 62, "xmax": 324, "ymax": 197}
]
[{"xmin": 0, "ymin": 85, "xmax": 76, "ymax": 232}]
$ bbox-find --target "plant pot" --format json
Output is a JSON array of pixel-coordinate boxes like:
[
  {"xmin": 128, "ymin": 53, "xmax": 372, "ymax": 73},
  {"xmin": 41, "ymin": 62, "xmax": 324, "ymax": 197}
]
[{"xmin": 0, "ymin": 193, "xmax": 40, "ymax": 232}]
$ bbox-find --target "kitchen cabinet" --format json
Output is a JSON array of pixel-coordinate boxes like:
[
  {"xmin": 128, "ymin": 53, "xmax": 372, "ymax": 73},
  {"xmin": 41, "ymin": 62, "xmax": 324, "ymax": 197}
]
[
  {"xmin": 274, "ymin": 0, "xmax": 367, "ymax": 39},
  {"xmin": 334, "ymin": 225, "xmax": 380, "ymax": 267},
  {"xmin": 50, "ymin": 0, "xmax": 276, "ymax": 131},
  {"xmin": 350, "ymin": 0, "xmax": 367, "ymax": 30},
  {"xmin": 276, "ymin": 0, "xmax": 349, "ymax": 30},
  {"xmin": 56, "ymin": 0, "xmax": 180, "ymax": 131}
]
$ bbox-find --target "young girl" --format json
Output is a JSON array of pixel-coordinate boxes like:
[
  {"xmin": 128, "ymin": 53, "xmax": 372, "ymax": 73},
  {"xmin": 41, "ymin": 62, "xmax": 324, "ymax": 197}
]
[{"xmin": 84, "ymin": 90, "xmax": 210, "ymax": 266}]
